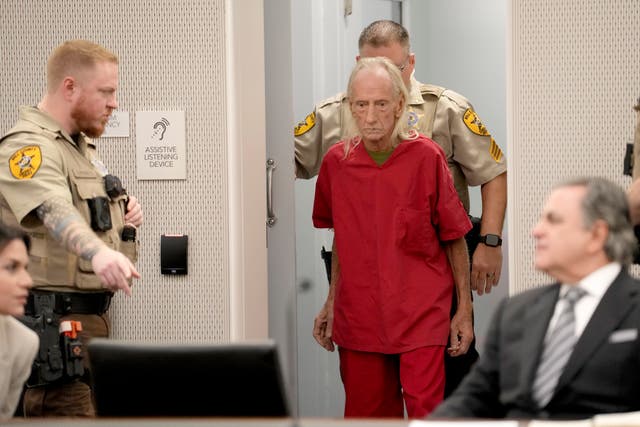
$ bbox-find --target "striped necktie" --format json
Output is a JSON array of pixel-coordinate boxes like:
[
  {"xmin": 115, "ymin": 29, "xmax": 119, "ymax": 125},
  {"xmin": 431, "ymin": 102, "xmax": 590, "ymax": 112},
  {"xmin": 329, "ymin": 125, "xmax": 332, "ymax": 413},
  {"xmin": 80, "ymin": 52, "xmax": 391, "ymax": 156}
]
[{"xmin": 532, "ymin": 286, "xmax": 586, "ymax": 408}]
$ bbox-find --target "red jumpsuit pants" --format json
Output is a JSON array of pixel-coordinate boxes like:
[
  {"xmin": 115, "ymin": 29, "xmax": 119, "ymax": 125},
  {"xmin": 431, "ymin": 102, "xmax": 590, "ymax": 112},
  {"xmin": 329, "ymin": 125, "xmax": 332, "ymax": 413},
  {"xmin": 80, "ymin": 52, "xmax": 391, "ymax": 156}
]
[{"xmin": 338, "ymin": 345, "xmax": 445, "ymax": 418}]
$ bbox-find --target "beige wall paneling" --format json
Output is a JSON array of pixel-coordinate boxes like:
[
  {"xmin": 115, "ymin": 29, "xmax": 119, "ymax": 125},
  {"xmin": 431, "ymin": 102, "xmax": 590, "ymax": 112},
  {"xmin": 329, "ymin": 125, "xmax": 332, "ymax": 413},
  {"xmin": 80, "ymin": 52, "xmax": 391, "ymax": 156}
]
[
  {"xmin": 0, "ymin": 0, "xmax": 268, "ymax": 342},
  {"xmin": 509, "ymin": 0, "xmax": 640, "ymax": 294},
  {"xmin": 225, "ymin": 0, "xmax": 269, "ymax": 340}
]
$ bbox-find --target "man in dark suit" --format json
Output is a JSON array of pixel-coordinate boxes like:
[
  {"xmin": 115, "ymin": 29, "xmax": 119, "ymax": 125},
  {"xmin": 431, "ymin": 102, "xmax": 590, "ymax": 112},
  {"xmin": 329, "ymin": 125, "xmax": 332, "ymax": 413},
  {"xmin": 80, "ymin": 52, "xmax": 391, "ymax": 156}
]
[{"xmin": 432, "ymin": 176, "xmax": 640, "ymax": 420}]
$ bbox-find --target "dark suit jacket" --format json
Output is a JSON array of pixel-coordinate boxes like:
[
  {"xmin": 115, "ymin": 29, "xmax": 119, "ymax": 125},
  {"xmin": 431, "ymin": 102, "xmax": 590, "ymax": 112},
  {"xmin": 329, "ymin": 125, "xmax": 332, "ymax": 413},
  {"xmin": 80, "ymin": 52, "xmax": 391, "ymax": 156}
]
[{"xmin": 432, "ymin": 269, "xmax": 640, "ymax": 420}]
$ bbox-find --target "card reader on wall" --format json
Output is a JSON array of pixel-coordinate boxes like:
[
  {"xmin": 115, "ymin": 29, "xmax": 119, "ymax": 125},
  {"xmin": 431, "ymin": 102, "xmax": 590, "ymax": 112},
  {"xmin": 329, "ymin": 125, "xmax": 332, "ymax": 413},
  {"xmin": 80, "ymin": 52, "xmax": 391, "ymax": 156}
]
[{"xmin": 160, "ymin": 234, "xmax": 188, "ymax": 275}]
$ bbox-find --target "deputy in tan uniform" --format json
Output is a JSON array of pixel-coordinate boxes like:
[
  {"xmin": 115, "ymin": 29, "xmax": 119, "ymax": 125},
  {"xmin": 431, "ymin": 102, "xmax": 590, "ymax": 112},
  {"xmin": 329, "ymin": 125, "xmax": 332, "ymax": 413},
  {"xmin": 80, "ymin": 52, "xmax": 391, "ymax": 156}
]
[
  {"xmin": 296, "ymin": 20, "xmax": 507, "ymax": 397},
  {"xmin": 0, "ymin": 40, "xmax": 142, "ymax": 417}
]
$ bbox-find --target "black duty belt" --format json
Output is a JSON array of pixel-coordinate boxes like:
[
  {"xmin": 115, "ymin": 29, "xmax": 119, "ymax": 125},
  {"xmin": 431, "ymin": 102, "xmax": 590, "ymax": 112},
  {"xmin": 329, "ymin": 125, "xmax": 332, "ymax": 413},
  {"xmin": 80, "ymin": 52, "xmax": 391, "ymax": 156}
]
[{"xmin": 24, "ymin": 290, "xmax": 112, "ymax": 316}]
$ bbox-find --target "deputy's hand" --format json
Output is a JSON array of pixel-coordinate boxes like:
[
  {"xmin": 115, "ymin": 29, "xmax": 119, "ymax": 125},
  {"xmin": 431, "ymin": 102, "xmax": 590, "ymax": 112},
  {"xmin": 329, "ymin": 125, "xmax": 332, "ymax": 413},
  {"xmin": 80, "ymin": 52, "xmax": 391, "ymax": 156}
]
[
  {"xmin": 313, "ymin": 301, "xmax": 335, "ymax": 352},
  {"xmin": 92, "ymin": 247, "xmax": 140, "ymax": 296},
  {"xmin": 447, "ymin": 304, "xmax": 473, "ymax": 357},
  {"xmin": 471, "ymin": 244, "xmax": 502, "ymax": 295},
  {"xmin": 125, "ymin": 196, "xmax": 144, "ymax": 227}
]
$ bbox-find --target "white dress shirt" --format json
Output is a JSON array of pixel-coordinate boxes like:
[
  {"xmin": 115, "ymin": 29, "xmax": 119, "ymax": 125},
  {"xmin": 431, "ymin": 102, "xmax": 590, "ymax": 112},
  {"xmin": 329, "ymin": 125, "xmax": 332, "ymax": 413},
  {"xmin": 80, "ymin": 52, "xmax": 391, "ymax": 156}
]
[{"xmin": 547, "ymin": 263, "xmax": 621, "ymax": 338}]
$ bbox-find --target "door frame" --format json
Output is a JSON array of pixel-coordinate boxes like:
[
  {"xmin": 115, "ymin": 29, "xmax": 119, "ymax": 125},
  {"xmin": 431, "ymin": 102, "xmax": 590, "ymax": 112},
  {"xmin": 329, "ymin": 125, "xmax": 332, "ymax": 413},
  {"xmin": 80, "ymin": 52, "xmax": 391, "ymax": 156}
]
[
  {"xmin": 227, "ymin": 0, "xmax": 299, "ymax": 414},
  {"xmin": 225, "ymin": 0, "xmax": 269, "ymax": 341}
]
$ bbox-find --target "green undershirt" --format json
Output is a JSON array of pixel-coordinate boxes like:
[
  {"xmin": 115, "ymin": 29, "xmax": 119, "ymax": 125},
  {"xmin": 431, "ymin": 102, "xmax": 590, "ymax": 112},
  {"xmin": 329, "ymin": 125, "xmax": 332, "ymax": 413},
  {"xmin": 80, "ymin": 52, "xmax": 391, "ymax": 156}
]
[{"xmin": 367, "ymin": 147, "xmax": 394, "ymax": 166}]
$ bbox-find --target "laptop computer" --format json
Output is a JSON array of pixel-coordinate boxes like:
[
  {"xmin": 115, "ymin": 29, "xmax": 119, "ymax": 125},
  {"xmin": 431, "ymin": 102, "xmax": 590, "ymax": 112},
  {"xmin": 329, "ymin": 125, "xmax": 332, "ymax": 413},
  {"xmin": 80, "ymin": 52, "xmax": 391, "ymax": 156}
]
[{"xmin": 88, "ymin": 338, "xmax": 290, "ymax": 417}]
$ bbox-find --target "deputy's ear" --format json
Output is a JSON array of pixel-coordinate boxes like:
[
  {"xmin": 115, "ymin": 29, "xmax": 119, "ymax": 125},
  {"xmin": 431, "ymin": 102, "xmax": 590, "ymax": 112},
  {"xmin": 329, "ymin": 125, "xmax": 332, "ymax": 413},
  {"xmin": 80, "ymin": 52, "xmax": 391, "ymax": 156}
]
[
  {"xmin": 61, "ymin": 76, "xmax": 77, "ymax": 101},
  {"xmin": 408, "ymin": 53, "xmax": 416, "ymax": 67}
]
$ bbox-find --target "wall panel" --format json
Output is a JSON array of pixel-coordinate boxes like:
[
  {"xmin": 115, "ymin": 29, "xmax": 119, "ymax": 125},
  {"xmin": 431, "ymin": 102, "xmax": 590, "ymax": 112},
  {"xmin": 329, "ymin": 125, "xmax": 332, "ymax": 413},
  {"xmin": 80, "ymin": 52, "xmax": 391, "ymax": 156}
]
[
  {"xmin": 510, "ymin": 0, "xmax": 640, "ymax": 293},
  {"xmin": 0, "ymin": 0, "xmax": 229, "ymax": 342}
]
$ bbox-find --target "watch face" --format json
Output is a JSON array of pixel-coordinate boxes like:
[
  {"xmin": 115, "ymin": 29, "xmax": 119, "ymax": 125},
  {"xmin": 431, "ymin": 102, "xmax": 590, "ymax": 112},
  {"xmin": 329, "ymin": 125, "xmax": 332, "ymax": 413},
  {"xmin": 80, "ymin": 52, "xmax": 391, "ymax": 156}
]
[{"xmin": 485, "ymin": 234, "xmax": 500, "ymax": 247}]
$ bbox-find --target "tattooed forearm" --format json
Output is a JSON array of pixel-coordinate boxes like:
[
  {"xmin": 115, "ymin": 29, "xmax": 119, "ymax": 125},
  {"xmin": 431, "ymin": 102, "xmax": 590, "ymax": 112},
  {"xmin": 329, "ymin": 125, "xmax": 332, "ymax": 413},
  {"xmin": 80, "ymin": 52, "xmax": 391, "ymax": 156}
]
[{"xmin": 36, "ymin": 197, "xmax": 107, "ymax": 260}]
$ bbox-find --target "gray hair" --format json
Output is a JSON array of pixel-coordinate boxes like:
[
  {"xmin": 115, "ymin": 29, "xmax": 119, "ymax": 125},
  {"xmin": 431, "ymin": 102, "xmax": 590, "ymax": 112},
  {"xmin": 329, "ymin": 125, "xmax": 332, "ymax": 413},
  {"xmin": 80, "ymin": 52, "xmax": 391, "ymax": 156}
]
[
  {"xmin": 343, "ymin": 57, "xmax": 416, "ymax": 157},
  {"xmin": 358, "ymin": 20, "xmax": 410, "ymax": 57},
  {"xmin": 556, "ymin": 177, "xmax": 636, "ymax": 265}
]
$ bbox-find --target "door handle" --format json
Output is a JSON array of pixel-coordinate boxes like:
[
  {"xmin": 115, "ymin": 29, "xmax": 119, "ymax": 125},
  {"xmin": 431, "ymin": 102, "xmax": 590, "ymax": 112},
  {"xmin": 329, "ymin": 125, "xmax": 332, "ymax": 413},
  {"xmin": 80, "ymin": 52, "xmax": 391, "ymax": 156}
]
[{"xmin": 266, "ymin": 158, "xmax": 277, "ymax": 227}]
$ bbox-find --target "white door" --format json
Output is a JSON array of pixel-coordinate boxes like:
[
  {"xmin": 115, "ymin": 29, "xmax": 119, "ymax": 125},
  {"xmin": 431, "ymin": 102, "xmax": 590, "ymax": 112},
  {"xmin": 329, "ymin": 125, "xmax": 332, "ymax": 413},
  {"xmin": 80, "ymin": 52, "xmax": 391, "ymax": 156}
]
[{"xmin": 263, "ymin": 0, "xmax": 299, "ymax": 416}]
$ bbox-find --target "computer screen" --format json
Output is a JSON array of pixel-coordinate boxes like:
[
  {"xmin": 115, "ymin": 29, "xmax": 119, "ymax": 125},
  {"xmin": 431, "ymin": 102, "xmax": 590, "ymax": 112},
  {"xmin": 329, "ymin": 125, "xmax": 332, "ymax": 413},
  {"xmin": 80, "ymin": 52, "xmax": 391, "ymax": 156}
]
[{"xmin": 88, "ymin": 338, "xmax": 290, "ymax": 417}]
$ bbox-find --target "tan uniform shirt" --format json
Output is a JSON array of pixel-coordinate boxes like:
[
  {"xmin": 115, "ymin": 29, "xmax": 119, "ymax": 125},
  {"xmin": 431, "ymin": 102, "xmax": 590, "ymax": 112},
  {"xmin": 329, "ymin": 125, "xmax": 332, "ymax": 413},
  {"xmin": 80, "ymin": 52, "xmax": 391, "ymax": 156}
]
[
  {"xmin": 0, "ymin": 108, "xmax": 75, "ymax": 223},
  {"xmin": 294, "ymin": 76, "xmax": 507, "ymax": 211},
  {"xmin": 0, "ymin": 106, "xmax": 134, "ymax": 292}
]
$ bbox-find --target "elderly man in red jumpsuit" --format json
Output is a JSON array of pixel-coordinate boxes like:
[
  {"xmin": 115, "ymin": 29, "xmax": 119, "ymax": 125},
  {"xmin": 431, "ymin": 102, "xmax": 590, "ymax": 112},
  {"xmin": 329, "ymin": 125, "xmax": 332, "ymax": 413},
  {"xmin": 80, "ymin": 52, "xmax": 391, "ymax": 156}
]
[{"xmin": 312, "ymin": 56, "xmax": 473, "ymax": 419}]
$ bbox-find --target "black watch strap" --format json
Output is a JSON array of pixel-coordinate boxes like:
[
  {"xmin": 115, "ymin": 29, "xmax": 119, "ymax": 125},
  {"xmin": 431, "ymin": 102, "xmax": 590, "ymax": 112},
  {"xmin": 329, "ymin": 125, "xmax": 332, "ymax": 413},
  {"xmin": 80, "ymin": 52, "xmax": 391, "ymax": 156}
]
[{"xmin": 479, "ymin": 234, "xmax": 502, "ymax": 247}]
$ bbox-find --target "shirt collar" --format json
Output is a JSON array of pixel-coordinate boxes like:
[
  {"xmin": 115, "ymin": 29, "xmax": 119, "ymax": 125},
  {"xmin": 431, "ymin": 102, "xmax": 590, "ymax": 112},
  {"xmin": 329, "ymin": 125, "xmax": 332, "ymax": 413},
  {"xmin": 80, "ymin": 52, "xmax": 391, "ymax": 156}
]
[
  {"xmin": 560, "ymin": 262, "xmax": 621, "ymax": 299},
  {"xmin": 407, "ymin": 74, "xmax": 424, "ymax": 106},
  {"xmin": 19, "ymin": 105, "xmax": 92, "ymax": 149},
  {"xmin": 20, "ymin": 105, "xmax": 65, "ymax": 135}
]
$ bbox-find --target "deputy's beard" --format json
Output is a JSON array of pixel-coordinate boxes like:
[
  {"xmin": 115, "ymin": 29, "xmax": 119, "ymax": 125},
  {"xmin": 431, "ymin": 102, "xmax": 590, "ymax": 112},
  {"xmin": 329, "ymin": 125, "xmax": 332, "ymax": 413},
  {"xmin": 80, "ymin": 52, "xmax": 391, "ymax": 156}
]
[{"xmin": 71, "ymin": 99, "xmax": 108, "ymax": 138}]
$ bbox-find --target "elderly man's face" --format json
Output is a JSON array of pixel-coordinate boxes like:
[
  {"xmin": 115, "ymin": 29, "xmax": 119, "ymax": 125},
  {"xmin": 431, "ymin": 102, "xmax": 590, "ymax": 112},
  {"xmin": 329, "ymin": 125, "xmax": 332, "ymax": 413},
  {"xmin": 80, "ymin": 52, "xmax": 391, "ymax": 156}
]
[
  {"xmin": 349, "ymin": 67, "xmax": 403, "ymax": 150},
  {"xmin": 531, "ymin": 185, "xmax": 597, "ymax": 281}
]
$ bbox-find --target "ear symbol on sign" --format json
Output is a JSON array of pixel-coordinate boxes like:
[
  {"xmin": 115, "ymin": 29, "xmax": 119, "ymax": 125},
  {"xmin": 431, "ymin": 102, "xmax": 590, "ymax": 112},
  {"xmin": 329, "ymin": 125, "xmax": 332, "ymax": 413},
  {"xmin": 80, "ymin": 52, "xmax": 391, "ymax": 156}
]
[{"xmin": 152, "ymin": 117, "xmax": 171, "ymax": 140}]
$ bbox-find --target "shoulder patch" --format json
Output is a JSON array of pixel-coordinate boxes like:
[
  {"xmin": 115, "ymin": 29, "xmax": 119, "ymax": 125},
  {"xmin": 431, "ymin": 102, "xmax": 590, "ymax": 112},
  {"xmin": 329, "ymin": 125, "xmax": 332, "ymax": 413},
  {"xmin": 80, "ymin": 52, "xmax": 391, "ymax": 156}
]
[
  {"xmin": 9, "ymin": 145, "xmax": 42, "ymax": 179},
  {"xmin": 463, "ymin": 108, "xmax": 490, "ymax": 136},
  {"xmin": 294, "ymin": 112, "xmax": 316, "ymax": 137},
  {"xmin": 490, "ymin": 137, "xmax": 503, "ymax": 162}
]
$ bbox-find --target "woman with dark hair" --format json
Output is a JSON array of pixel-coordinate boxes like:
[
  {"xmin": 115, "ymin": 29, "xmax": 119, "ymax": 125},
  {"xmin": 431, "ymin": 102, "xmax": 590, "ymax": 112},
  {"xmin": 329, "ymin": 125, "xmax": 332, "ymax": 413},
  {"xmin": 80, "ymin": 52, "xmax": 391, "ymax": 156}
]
[{"xmin": 0, "ymin": 224, "xmax": 38, "ymax": 419}]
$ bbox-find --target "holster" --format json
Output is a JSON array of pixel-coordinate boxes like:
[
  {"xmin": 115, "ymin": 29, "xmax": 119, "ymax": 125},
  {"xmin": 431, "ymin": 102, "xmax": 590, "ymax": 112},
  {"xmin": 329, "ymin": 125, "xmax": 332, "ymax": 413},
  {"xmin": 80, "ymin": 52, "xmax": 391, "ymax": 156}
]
[
  {"xmin": 465, "ymin": 215, "xmax": 482, "ymax": 259},
  {"xmin": 320, "ymin": 246, "xmax": 332, "ymax": 284},
  {"xmin": 19, "ymin": 293, "xmax": 84, "ymax": 387}
]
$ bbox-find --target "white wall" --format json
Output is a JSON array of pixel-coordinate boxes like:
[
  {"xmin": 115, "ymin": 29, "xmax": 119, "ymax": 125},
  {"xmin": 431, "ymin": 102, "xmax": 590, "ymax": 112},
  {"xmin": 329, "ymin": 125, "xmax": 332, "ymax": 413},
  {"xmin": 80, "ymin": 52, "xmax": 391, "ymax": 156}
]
[{"xmin": 0, "ymin": 0, "xmax": 269, "ymax": 344}]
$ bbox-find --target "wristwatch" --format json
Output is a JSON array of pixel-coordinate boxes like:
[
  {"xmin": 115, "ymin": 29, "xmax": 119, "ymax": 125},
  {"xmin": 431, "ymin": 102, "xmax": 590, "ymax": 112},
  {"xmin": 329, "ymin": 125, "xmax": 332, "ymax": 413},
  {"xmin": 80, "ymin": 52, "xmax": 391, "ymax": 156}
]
[{"xmin": 479, "ymin": 234, "xmax": 502, "ymax": 247}]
